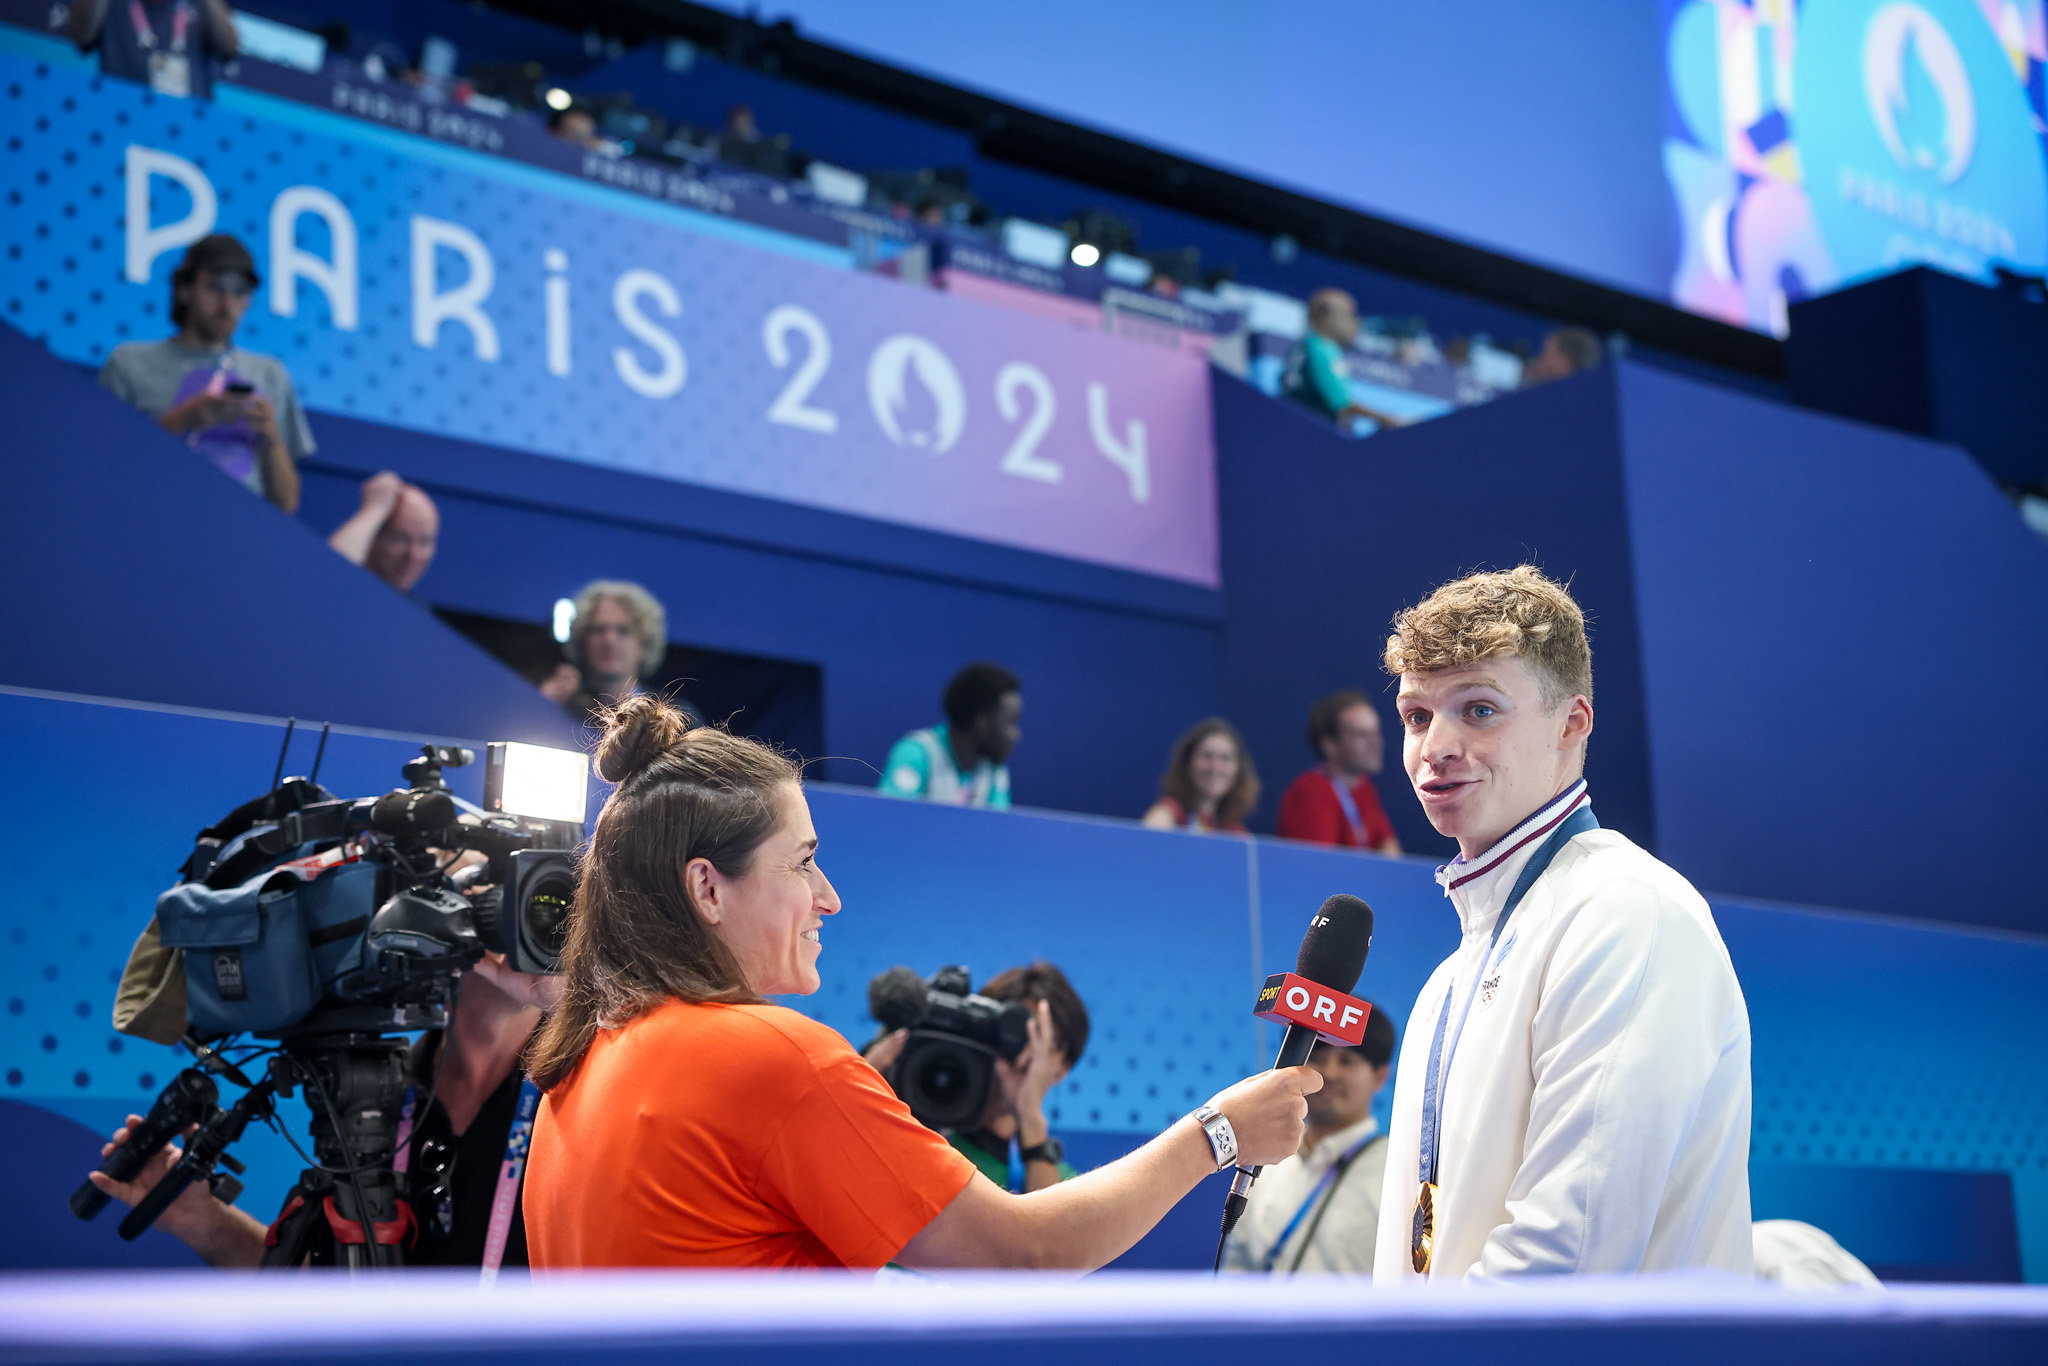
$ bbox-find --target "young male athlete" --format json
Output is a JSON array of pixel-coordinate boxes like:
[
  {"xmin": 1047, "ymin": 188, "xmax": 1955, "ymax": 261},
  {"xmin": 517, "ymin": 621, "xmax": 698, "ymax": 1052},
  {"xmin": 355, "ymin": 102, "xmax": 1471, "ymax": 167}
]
[{"xmin": 1372, "ymin": 566, "xmax": 1752, "ymax": 1281}]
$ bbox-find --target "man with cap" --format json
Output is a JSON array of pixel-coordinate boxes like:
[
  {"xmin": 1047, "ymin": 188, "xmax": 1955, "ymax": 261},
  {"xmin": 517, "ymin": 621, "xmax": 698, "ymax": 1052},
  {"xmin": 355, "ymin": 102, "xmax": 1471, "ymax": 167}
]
[
  {"xmin": 1220, "ymin": 1003, "xmax": 1396, "ymax": 1274},
  {"xmin": 98, "ymin": 233, "xmax": 314, "ymax": 512}
]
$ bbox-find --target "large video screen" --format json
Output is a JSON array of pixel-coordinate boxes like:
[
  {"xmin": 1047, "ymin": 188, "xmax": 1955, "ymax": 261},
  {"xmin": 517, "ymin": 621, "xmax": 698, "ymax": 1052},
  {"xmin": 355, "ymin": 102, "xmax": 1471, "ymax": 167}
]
[
  {"xmin": 1665, "ymin": 0, "xmax": 2048, "ymax": 333},
  {"xmin": 760, "ymin": 0, "xmax": 2048, "ymax": 333}
]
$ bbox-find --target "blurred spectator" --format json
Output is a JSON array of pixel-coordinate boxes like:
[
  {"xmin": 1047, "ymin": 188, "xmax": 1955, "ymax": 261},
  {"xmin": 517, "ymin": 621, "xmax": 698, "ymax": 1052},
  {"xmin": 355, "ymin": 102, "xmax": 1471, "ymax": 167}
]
[
  {"xmin": 68, "ymin": 0, "xmax": 238, "ymax": 100},
  {"xmin": 547, "ymin": 105, "xmax": 602, "ymax": 150},
  {"xmin": 878, "ymin": 662, "xmax": 1021, "ymax": 808},
  {"xmin": 97, "ymin": 234, "xmax": 312, "ymax": 512},
  {"xmin": 1143, "ymin": 718, "xmax": 1259, "ymax": 833},
  {"xmin": 1282, "ymin": 289, "xmax": 1407, "ymax": 430},
  {"xmin": 723, "ymin": 103, "xmax": 761, "ymax": 147},
  {"xmin": 913, "ymin": 197, "xmax": 948, "ymax": 227},
  {"xmin": 326, "ymin": 472, "xmax": 439, "ymax": 593},
  {"xmin": 541, "ymin": 580, "xmax": 688, "ymax": 724},
  {"xmin": 1220, "ymin": 1005, "xmax": 1395, "ymax": 1274},
  {"xmin": 1521, "ymin": 326, "xmax": 1604, "ymax": 387},
  {"xmin": 1275, "ymin": 691, "xmax": 1402, "ymax": 854}
]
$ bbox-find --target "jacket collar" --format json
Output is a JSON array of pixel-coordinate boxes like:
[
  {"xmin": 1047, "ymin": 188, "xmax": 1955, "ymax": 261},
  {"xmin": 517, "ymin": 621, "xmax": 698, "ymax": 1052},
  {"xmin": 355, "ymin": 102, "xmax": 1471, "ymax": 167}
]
[{"xmin": 1434, "ymin": 779, "xmax": 1590, "ymax": 936}]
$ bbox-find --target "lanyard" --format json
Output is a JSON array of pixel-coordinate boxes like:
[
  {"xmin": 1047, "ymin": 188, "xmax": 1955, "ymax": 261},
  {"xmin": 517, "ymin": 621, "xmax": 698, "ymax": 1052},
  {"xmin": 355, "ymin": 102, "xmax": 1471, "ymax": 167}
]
[
  {"xmin": 392, "ymin": 1072, "xmax": 541, "ymax": 1278},
  {"xmin": 127, "ymin": 0, "xmax": 191, "ymax": 53},
  {"xmin": 1261, "ymin": 1129, "xmax": 1380, "ymax": 1272},
  {"xmin": 480, "ymin": 1076, "xmax": 542, "ymax": 1283},
  {"xmin": 1324, "ymin": 770, "xmax": 1370, "ymax": 845},
  {"xmin": 1416, "ymin": 803, "xmax": 1597, "ymax": 1189}
]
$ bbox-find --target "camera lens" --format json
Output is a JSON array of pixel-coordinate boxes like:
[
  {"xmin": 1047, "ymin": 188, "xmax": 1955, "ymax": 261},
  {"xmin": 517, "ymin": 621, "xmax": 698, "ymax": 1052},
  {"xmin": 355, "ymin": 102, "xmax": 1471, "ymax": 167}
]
[
  {"xmin": 915, "ymin": 1052, "xmax": 971, "ymax": 1108},
  {"xmin": 518, "ymin": 865, "xmax": 576, "ymax": 969}
]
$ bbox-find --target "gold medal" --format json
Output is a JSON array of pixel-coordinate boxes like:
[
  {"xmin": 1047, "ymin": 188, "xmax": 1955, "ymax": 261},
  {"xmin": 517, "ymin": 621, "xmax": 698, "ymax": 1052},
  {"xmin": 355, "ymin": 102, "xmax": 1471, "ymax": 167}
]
[{"xmin": 1410, "ymin": 1181, "xmax": 1438, "ymax": 1274}]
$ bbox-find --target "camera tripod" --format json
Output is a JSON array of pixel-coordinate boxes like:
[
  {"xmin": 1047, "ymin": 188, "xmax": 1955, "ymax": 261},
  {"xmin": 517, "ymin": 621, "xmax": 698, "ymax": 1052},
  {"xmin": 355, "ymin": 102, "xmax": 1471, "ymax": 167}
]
[{"xmin": 261, "ymin": 1031, "xmax": 416, "ymax": 1268}]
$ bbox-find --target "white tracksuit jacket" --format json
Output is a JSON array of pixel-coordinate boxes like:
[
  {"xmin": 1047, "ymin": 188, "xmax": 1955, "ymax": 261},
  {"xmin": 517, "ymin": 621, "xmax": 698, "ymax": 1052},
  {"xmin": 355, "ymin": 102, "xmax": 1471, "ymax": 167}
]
[{"xmin": 1373, "ymin": 781, "xmax": 1754, "ymax": 1281}]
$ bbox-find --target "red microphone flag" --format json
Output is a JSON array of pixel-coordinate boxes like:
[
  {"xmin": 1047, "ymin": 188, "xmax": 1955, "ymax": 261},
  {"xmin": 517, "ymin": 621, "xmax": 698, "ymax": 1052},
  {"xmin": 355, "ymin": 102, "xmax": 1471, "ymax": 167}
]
[{"xmin": 1253, "ymin": 972, "xmax": 1371, "ymax": 1046}]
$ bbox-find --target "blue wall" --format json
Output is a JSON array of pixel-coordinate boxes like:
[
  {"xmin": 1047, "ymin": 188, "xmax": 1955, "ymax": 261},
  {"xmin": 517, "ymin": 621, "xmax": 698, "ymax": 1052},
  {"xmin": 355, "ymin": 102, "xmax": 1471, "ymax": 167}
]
[
  {"xmin": 4, "ymin": 690, "xmax": 2041, "ymax": 1279},
  {"xmin": 1616, "ymin": 362, "xmax": 2048, "ymax": 931},
  {"xmin": 0, "ymin": 324, "xmax": 577, "ymax": 748}
]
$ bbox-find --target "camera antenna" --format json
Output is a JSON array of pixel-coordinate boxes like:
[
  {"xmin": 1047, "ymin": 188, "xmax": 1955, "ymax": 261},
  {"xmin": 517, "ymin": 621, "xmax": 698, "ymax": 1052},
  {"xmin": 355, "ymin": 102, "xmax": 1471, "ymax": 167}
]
[
  {"xmin": 308, "ymin": 722, "xmax": 331, "ymax": 786},
  {"xmin": 271, "ymin": 718, "xmax": 297, "ymax": 793}
]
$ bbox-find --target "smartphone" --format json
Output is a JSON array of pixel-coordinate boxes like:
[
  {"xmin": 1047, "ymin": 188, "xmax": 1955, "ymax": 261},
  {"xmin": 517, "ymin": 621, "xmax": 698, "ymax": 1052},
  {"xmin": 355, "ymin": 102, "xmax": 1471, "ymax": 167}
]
[{"xmin": 224, "ymin": 380, "xmax": 255, "ymax": 395}]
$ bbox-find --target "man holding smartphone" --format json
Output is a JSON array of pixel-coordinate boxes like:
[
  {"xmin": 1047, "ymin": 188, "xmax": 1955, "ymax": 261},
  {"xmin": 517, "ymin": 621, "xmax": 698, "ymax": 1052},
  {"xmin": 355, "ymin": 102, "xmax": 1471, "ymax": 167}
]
[{"xmin": 98, "ymin": 234, "xmax": 314, "ymax": 512}]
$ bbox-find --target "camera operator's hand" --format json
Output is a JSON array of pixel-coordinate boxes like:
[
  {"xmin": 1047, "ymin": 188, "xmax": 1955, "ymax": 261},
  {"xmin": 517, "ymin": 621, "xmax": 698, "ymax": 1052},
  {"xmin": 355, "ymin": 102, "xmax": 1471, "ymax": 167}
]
[
  {"xmin": 1201, "ymin": 1065, "xmax": 1321, "ymax": 1168},
  {"xmin": 861, "ymin": 1029, "xmax": 907, "ymax": 1076},
  {"xmin": 85, "ymin": 1116, "xmax": 266, "ymax": 1267},
  {"xmin": 469, "ymin": 950, "xmax": 564, "ymax": 1014},
  {"xmin": 540, "ymin": 663, "xmax": 583, "ymax": 705}
]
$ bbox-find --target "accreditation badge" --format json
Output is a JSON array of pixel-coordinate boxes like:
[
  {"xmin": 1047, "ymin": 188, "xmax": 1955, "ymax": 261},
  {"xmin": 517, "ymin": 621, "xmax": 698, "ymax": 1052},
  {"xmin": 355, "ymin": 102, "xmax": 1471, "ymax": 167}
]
[
  {"xmin": 1411, "ymin": 1181, "xmax": 1438, "ymax": 1274},
  {"xmin": 148, "ymin": 51, "xmax": 192, "ymax": 98}
]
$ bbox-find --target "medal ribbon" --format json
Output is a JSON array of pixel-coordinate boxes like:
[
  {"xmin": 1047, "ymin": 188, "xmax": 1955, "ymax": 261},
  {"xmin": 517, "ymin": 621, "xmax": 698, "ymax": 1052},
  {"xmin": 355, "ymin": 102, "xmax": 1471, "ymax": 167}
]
[{"xmin": 1412, "ymin": 802, "xmax": 1597, "ymax": 1269}]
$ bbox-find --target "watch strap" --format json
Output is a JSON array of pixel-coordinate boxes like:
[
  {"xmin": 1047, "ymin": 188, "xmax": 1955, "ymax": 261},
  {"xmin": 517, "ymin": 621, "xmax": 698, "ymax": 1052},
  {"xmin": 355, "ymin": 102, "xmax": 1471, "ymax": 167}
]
[
  {"xmin": 1019, "ymin": 1136, "xmax": 1064, "ymax": 1167},
  {"xmin": 1192, "ymin": 1104, "xmax": 1239, "ymax": 1171}
]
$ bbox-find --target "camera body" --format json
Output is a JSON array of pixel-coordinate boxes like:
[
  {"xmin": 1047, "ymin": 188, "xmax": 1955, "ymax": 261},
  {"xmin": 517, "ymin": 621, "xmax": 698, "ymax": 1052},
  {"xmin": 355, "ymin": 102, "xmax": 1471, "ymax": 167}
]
[
  {"xmin": 868, "ymin": 965, "xmax": 1032, "ymax": 1130},
  {"xmin": 153, "ymin": 744, "xmax": 580, "ymax": 1041}
]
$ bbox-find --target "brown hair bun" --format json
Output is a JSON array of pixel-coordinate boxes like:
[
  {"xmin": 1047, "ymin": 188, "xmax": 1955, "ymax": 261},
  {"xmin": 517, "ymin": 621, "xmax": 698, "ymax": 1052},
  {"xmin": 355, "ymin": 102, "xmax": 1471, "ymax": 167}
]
[{"xmin": 594, "ymin": 693, "xmax": 692, "ymax": 785}]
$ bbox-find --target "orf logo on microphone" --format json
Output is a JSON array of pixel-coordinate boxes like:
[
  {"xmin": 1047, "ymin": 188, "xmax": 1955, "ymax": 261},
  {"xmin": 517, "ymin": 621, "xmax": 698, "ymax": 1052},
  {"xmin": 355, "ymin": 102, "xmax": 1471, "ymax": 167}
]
[{"xmin": 1253, "ymin": 972, "xmax": 1370, "ymax": 1047}]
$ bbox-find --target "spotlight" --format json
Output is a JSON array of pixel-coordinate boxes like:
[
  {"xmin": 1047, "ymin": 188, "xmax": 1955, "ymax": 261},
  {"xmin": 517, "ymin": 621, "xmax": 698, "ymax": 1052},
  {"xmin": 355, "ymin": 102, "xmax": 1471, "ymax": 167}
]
[
  {"xmin": 1069, "ymin": 242, "xmax": 1101, "ymax": 268},
  {"xmin": 544, "ymin": 87, "xmax": 572, "ymax": 111}
]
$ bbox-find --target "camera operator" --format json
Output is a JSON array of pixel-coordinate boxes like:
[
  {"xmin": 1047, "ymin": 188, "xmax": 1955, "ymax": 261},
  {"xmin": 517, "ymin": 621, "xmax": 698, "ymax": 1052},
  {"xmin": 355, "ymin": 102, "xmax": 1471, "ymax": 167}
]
[
  {"xmin": 84, "ymin": 953, "xmax": 556, "ymax": 1268},
  {"xmin": 866, "ymin": 963, "xmax": 1087, "ymax": 1193},
  {"xmin": 523, "ymin": 697, "xmax": 1319, "ymax": 1270}
]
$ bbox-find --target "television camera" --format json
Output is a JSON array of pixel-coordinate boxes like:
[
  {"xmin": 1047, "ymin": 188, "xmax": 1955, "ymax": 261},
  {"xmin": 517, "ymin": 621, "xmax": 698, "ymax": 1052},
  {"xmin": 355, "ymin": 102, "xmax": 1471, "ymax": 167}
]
[{"xmin": 69, "ymin": 728, "xmax": 588, "ymax": 1267}]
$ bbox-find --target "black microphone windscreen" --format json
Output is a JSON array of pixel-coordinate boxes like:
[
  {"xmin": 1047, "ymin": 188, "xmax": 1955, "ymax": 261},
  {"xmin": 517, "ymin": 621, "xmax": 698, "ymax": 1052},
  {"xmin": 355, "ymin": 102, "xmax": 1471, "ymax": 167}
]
[
  {"xmin": 1295, "ymin": 894, "xmax": 1374, "ymax": 992},
  {"xmin": 370, "ymin": 788, "xmax": 456, "ymax": 838},
  {"xmin": 867, "ymin": 966, "xmax": 928, "ymax": 1032}
]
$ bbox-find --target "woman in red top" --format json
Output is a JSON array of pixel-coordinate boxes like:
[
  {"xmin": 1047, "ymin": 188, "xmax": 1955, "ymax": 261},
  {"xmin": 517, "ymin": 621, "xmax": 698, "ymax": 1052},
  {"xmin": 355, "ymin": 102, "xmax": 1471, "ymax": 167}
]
[
  {"xmin": 1142, "ymin": 718, "xmax": 1259, "ymax": 834},
  {"xmin": 524, "ymin": 696, "xmax": 1318, "ymax": 1271}
]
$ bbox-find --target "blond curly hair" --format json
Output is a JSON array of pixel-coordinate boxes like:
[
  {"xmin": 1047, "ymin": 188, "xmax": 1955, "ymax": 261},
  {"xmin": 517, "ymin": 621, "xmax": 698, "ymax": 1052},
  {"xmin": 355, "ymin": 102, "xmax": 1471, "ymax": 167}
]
[{"xmin": 1382, "ymin": 565, "xmax": 1592, "ymax": 709}]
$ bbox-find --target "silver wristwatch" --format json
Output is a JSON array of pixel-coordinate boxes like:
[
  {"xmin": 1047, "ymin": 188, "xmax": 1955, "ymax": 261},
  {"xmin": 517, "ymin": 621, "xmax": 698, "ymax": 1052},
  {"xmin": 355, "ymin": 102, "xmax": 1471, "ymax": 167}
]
[{"xmin": 1192, "ymin": 1104, "xmax": 1239, "ymax": 1171}]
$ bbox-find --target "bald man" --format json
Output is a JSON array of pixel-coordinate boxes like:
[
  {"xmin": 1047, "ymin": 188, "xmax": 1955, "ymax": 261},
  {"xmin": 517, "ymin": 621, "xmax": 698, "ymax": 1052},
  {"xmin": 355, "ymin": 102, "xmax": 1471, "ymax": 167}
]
[{"xmin": 328, "ymin": 471, "xmax": 440, "ymax": 593}]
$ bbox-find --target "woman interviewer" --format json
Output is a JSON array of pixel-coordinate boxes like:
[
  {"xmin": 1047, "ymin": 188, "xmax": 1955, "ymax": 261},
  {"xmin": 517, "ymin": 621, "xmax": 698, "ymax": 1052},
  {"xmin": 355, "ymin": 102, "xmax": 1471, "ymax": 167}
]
[{"xmin": 525, "ymin": 697, "xmax": 1319, "ymax": 1270}]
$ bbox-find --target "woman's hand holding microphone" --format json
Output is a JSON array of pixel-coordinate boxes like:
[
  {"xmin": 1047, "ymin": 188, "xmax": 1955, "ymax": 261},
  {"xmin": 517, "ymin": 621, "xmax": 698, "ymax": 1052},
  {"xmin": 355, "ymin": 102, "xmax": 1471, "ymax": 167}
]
[{"xmin": 1197, "ymin": 1065, "xmax": 1323, "ymax": 1167}]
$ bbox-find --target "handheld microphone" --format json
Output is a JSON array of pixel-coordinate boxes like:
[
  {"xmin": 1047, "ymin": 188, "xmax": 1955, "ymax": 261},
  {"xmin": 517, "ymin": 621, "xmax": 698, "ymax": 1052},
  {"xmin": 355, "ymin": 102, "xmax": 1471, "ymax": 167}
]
[{"xmin": 1218, "ymin": 893, "xmax": 1374, "ymax": 1246}]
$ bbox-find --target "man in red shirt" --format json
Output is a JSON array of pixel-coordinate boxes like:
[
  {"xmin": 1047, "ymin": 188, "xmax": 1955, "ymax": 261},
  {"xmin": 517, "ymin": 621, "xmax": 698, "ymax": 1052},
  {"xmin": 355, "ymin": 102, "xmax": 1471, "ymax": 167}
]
[{"xmin": 1275, "ymin": 690, "xmax": 1403, "ymax": 854}]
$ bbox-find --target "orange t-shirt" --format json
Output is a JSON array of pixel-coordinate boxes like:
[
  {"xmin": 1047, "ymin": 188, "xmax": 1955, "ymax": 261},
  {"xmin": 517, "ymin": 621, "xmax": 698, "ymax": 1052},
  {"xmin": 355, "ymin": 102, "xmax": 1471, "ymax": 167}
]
[{"xmin": 525, "ymin": 999, "xmax": 976, "ymax": 1269}]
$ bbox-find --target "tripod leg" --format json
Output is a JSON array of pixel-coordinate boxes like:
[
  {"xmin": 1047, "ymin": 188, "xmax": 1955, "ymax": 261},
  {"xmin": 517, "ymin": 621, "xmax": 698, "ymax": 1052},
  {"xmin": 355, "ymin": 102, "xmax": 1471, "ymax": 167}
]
[{"xmin": 261, "ymin": 1179, "xmax": 330, "ymax": 1268}]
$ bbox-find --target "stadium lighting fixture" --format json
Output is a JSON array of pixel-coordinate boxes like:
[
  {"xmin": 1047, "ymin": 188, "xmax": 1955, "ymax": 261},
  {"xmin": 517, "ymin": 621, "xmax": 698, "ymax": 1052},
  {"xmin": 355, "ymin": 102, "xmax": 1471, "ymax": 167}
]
[
  {"xmin": 1069, "ymin": 242, "xmax": 1101, "ymax": 268},
  {"xmin": 544, "ymin": 87, "xmax": 573, "ymax": 111}
]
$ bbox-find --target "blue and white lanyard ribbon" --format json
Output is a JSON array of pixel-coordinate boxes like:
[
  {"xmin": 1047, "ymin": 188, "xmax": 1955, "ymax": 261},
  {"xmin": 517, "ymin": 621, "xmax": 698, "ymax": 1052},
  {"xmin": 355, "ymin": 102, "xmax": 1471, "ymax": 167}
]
[
  {"xmin": 1416, "ymin": 805, "xmax": 1598, "ymax": 1192},
  {"xmin": 1261, "ymin": 1129, "xmax": 1380, "ymax": 1272},
  {"xmin": 393, "ymin": 1073, "xmax": 543, "ymax": 1280}
]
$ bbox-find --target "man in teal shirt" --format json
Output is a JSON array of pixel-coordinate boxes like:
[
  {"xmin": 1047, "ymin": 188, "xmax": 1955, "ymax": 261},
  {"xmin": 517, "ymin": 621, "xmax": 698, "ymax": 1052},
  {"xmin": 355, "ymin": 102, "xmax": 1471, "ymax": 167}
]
[
  {"xmin": 878, "ymin": 662, "xmax": 1021, "ymax": 809},
  {"xmin": 1282, "ymin": 288, "xmax": 1407, "ymax": 432}
]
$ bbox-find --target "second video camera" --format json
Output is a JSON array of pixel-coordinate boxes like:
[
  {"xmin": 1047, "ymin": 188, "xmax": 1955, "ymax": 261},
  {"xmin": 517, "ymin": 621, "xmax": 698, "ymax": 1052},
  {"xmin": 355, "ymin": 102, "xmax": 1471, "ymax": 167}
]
[{"xmin": 868, "ymin": 965, "xmax": 1031, "ymax": 1129}]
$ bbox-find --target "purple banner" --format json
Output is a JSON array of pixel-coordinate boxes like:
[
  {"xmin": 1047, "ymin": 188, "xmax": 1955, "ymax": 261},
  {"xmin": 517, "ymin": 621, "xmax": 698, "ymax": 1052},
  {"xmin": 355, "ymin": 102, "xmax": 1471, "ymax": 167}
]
[{"xmin": 1, "ymin": 37, "xmax": 1220, "ymax": 584}]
